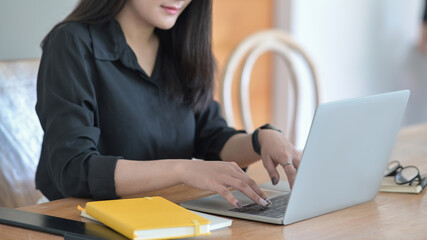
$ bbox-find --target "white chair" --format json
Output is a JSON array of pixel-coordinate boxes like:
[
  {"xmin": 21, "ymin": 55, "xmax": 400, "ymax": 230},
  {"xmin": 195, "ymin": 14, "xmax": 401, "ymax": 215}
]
[{"xmin": 220, "ymin": 29, "xmax": 320, "ymax": 145}]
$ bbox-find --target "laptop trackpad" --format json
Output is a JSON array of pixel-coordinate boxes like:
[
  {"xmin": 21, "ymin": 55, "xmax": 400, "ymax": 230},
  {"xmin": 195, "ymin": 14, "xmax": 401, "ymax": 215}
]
[
  {"xmin": 182, "ymin": 188, "xmax": 286, "ymax": 211},
  {"xmin": 232, "ymin": 188, "xmax": 286, "ymax": 205}
]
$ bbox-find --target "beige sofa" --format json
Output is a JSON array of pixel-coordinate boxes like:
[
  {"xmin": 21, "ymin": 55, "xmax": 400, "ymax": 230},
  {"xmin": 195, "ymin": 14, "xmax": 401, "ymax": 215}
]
[{"xmin": 0, "ymin": 59, "xmax": 43, "ymax": 208}]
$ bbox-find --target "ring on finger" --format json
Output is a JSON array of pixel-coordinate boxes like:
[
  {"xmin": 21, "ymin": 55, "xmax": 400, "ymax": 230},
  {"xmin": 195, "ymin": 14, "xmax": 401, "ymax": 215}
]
[{"xmin": 284, "ymin": 161, "xmax": 293, "ymax": 167}]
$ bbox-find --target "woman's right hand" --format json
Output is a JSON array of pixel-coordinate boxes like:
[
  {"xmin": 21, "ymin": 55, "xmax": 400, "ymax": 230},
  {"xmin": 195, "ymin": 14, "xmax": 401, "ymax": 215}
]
[{"xmin": 177, "ymin": 160, "xmax": 270, "ymax": 209}]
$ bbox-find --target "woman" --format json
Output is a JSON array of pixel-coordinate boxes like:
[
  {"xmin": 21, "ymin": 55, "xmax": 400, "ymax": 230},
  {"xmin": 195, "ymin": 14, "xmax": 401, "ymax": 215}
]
[
  {"xmin": 35, "ymin": 0, "xmax": 300, "ymax": 209},
  {"xmin": 418, "ymin": 0, "xmax": 427, "ymax": 53}
]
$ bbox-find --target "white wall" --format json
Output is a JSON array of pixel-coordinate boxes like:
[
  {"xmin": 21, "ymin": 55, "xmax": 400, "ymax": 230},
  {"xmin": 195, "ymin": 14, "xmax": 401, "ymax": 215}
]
[
  {"xmin": 292, "ymin": 0, "xmax": 423, "ymax": 100},
  {"xmin": 0, "ymin": 0, "xmax": 78, "ymax": 60},
  {"xmin": 288, "ymin": 0, "xmax": 425, "ymax": 147}
]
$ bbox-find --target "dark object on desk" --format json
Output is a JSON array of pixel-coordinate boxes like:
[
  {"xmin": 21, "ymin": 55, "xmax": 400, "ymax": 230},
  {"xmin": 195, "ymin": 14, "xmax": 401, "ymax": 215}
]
[
  {"xmin": 382, "ymin": 160, "xmax": 427, "ymax": 194},
  {"xmin": 0, "ymin": 207, "xmax": 128, "ymax": 240},
  {"xmin": 380, "ymin": 175, "xmax": 427, "ymax": 194}
]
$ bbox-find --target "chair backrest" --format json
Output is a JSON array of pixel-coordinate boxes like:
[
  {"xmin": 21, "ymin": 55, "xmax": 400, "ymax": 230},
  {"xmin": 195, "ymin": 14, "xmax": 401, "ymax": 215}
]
[
  {"xmin": 0, "ymin": 59, "xmax": 43, "ymax": 208},
  {"xmin": 220, "ymin": 29, "xmax": 320, "ymax": 144}
]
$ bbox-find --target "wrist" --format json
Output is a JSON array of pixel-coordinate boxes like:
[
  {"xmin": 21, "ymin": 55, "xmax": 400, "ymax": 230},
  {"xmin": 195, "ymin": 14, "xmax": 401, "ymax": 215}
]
[
  {"xmin": 251, "ymin": 123, "xmax": 283, "ymax": 155},
  {"xmin": 258, "ymin": 129, "xmax": 274, "ymax": 147},
  {"xmin": 174, "ymin": 160, "xmax": 190, "ymax": 184}
]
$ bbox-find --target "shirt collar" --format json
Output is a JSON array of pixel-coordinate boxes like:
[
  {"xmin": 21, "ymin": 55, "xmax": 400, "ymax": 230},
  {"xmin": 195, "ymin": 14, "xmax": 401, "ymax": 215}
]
[
  {"xmin": 88, "ymin": 19, "xmax": 161, "ymax": 86},
  {"xmin": 89, "ymin": 19, "xmax": 126, "ymax": 61}
]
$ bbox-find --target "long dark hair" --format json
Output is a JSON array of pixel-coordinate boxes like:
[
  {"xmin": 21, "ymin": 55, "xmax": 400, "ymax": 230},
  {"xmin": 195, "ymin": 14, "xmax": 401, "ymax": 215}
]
[{"xmin": 42, "ymin": 0, "xmax": 215, "ymax": 112}]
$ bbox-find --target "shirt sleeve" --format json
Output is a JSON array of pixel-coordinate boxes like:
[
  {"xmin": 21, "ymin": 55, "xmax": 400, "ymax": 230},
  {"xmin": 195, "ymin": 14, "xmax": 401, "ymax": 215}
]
[
  {"xmin": 36, "ymin": 27, "xmax": 120, "ymax": 200},
  {"xmin": 193, "ymin": 100, "xmax": 245, "ymax": 160},
  {"xmin": 424, "ymin": 0, "xmax": 427, "ymax": 23}
]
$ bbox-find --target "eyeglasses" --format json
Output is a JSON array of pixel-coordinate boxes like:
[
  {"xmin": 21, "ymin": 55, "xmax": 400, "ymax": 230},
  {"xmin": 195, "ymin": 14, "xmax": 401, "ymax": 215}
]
[{"xmin": 384, "ymin": 160, "xmax": 424, "ymax": 186}]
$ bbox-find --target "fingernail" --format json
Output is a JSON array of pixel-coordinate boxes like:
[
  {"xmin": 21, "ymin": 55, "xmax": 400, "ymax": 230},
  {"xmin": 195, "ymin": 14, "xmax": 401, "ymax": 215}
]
[
  {"xmin": 236, "ymin": 202, "xmax": 243, "ymax": 209},
  {"xmin": 271, "ymin": 177, "xmax": 278, "ymax": 185},
  {"xmin": 259, "ymin": 198, "xmax": 268, "ymax": 207}
]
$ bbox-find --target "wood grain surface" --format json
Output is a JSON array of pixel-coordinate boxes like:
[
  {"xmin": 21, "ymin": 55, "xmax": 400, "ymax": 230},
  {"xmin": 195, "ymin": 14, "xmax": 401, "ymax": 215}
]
[{"xmin": 2, "ymin": 124, "xmax": 427, "ymax": 240}]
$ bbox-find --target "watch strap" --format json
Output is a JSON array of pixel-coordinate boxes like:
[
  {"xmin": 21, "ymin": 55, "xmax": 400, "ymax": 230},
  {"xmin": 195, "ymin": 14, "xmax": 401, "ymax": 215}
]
[
  {"xmin": 251, "ymin": 124, "xmax": 283, "ymax": 155},
  {"xmin": 252, "ymin": 128, "xmax": 262, "ymax": 155}
]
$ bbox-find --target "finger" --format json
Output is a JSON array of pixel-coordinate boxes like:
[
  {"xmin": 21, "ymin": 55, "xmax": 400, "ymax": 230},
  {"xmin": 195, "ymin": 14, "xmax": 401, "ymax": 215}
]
[
  {"xmin": 225, "ymin": 162, "xmax": 269, "ymax": 202},
  {"xmin": 262, "ymin": 155, "xmax": 280, "ymax": 185},
  {"xmin": 215, "ymin": 186, "xmax": 242, "ymax": 208},
  {"xmin": 282, "ymin": 159, "xmax": 297, "ymax": 188},
  {"xmin": 292, "ymin": 151, "xmax": 302, "ymax": 169},
  {"xmin": 226, "ymin": 178, "xmax": 269, "ymax": 207},
  {"xmin": 233, "ymin": 171, "xmax": 267, "ymax": 200},
  {"xmin": 229, "ymin": 161, "xmax": 246, "ymax": 173}
]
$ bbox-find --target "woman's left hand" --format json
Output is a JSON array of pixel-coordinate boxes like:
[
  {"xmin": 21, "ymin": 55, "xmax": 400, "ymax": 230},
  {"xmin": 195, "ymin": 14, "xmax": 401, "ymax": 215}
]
[{"xmin": 258, "ymin": 129, "xmax": 301, "ymax": 188}]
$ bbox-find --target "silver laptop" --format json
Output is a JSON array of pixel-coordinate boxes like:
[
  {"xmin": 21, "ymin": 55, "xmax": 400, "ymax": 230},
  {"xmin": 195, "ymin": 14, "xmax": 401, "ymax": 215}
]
[{"xmin": 181, "ymin": 90, "xmax": 410, "ymax": 225}]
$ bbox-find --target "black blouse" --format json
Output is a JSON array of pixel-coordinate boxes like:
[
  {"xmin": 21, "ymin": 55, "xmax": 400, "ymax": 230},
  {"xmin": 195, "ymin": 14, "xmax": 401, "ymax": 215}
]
[
  {"xmin": 35, "ymin": 20, "xmax": 240, "ymax": 200},
  {"xmin": 424, "ymin": 0, "xmax": 427, "ymax": 23}
]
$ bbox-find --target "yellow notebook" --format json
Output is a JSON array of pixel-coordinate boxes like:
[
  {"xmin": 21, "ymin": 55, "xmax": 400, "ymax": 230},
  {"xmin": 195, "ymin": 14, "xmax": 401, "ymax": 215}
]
[{"xmin": 84, "ymin": 197, "xmax": 211, "ymax": 240}]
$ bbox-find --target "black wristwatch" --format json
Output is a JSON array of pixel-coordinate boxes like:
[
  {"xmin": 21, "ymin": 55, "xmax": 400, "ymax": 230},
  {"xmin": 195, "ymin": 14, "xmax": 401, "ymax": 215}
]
[{"xmin": 252, "ymin": 123, "xmax": 284, "ymax": 155}]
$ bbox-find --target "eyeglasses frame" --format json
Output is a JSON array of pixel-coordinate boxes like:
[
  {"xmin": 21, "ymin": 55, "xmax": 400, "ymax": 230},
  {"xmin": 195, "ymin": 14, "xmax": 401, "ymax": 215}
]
[{"xmin": 385, "ymin": 161, "xmax": 424, "ymax": 186}]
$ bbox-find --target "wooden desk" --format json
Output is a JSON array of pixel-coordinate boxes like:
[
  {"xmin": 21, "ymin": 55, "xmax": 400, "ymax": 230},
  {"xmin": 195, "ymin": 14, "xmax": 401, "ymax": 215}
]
[{"xmin": 2, "ymin": 124, "xmax": 427, "ymax": 240}]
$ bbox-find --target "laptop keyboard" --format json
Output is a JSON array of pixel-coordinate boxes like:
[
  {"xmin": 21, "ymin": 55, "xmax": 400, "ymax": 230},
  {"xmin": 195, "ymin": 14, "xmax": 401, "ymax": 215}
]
[{"xmin": 228, "ymin": 194, "xmax": 290, "ymax": 218}]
